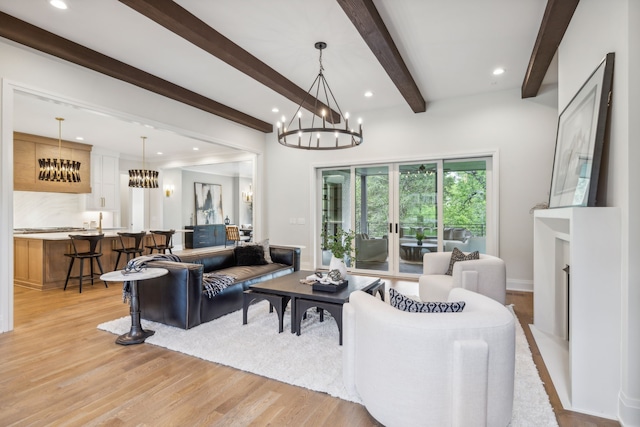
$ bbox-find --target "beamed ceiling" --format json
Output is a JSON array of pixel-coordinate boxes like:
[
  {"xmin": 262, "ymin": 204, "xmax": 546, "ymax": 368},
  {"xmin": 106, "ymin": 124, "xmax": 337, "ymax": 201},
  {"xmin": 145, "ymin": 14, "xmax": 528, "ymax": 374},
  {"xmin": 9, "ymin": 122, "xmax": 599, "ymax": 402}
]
[{"xmin": 0, "ymin": 0, "xmax": 578, "ymax": 159}]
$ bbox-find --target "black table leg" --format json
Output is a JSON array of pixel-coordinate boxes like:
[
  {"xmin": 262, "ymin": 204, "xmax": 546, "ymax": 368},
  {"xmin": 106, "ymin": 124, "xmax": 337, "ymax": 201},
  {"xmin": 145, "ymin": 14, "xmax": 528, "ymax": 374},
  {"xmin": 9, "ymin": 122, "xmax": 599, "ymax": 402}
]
[{"xmin": 116, "ymin": 280, "xmax": 155, "ymax": 345}]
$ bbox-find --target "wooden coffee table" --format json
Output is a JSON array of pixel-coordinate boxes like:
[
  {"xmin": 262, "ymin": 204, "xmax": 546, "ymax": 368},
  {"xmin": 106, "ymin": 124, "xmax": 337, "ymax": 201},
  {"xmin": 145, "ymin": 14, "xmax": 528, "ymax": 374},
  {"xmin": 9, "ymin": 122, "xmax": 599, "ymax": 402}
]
[{"xmin": 243, "ymin": 270, "xmax": 384, "ymax": 345}]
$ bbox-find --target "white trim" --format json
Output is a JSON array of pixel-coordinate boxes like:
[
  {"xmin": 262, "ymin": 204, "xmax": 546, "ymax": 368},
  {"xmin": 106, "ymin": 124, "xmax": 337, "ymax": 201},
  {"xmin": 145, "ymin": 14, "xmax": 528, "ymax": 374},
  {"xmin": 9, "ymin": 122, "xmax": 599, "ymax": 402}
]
[
  {"xmin": 0, "ymin": 79, "xmax": 15, "ymax": 333},
  {"xmin": 507, "ymin": 278, "xmax": 533, "ymax": 293}
]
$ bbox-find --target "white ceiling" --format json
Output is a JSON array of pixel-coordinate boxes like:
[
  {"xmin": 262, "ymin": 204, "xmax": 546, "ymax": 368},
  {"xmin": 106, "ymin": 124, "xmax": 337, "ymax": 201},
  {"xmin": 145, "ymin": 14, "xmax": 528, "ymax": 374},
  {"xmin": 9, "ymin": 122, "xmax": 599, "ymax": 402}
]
[{"xmin": 1, "ymin": 0, "xmax": 556, "ymax": 165}]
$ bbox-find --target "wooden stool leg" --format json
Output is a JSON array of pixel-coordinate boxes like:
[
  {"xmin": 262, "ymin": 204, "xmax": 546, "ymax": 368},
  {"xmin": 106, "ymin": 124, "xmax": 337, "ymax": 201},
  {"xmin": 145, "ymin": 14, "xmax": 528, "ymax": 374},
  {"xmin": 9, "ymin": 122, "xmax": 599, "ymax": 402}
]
[
  {"xmin": 64, "ymin": 258, "xmax": 74, "ymax": 291},
  {"xmin": 95, "ymin": 257, "xmax": 107, "ymax": 288},
  {"xmin": 78, "ymin": 258, "xmax": 84, "ymax": 293}
]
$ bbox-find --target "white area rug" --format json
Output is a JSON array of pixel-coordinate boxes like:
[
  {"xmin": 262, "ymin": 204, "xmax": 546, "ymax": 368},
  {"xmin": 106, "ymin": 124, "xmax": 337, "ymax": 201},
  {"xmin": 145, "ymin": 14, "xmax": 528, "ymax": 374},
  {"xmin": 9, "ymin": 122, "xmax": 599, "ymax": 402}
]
[{"xmin": 98, "ymin": 302, "xmax": 557, "ymax": 426}]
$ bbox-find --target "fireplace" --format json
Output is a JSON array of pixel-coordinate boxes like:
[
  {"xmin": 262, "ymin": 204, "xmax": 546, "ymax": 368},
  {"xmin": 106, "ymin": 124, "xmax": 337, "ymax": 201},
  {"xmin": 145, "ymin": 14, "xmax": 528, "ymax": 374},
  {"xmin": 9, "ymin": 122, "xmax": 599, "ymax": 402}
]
[{"xmin": 532, "ymin": 207, "xmax": 621, "ymax": 418}]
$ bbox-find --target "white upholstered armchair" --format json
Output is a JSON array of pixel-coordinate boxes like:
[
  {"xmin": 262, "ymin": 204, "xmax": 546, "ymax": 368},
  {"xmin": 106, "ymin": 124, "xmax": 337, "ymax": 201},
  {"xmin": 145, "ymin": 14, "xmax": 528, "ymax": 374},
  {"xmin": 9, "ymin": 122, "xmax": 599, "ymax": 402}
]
[
  {"xmin": 342, "ymin": 288, "xmax": 515, "ymax": 427},
  {"xmin": 419, "ymin": 251, "xmax": 506, "ymax": 304}
]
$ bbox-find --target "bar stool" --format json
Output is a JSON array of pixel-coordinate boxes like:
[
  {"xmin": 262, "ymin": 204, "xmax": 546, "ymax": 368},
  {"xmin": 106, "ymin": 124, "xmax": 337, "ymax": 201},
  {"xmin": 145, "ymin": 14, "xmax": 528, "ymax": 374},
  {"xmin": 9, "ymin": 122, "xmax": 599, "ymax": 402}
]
[
  {"xmin": 225, "ymin": 225, "xmax": 241, "ymax": 247},
  {"xmin": 114, "ymin": 231, "xmax": 147, "ymax": 270},
  {"xmin": 64, "ymin": 234, "xmax": 107, "ymax": 293},
  {"xmin": 146, "ymin": 229, "xmax": 175, "ymax": 254}
]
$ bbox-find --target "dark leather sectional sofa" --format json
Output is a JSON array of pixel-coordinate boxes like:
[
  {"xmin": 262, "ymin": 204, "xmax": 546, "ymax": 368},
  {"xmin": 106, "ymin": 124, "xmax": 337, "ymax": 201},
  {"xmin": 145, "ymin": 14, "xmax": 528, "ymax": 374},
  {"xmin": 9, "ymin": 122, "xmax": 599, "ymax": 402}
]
[{"xmin": 138, "ymin": 245, "xmax": 300, "ymax": 329}]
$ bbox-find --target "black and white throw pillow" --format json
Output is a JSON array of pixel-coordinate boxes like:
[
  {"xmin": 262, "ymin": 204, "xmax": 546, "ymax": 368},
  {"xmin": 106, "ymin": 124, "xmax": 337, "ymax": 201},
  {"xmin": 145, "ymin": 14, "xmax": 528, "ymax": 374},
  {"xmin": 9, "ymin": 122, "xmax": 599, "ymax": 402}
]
[
  {"xmin": 389, "ymin": 288, "xmax": 465, "ymax": 313},
  {"xmin": 445, "ymin": 247, "xmax": 480, "ymax": 276}
]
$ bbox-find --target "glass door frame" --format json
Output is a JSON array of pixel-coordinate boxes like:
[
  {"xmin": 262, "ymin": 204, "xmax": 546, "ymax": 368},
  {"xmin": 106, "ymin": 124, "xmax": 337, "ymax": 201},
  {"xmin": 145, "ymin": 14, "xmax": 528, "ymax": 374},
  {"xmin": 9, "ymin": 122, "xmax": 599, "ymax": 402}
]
[{"xmin": 314, "ymin": 153, "xmax": 498, "ymax": 277}]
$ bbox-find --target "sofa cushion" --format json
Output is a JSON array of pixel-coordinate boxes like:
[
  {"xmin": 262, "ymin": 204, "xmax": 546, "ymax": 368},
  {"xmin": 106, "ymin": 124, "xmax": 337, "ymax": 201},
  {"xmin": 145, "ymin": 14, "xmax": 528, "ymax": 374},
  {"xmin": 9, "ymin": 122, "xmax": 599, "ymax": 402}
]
[
  {"xmin": 235, "ymin": 245, "xmax": 268, "ymax": 266},
  {"xmin": 446, "ymin": 247, "xmax": 479, "ymax": 275},
  {"xmin": 244, "ymin": 239, "xmax": 273, "ymax": 263},
  {"xmin": 389, "ymin": 288, "xmax": 465, "ymax": 312}
]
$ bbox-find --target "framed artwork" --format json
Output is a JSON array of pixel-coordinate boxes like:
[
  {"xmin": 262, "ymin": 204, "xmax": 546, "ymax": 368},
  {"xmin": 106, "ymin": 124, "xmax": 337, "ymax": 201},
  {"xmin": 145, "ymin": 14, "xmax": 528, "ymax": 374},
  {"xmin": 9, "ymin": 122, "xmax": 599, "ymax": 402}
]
[
  {"xmin": 549, "ymin": 52, "xmax": 615, "ymax": 208},
  {"xmin": 194, "ymin": 182, "xmax": 224, "ymax": 225}
]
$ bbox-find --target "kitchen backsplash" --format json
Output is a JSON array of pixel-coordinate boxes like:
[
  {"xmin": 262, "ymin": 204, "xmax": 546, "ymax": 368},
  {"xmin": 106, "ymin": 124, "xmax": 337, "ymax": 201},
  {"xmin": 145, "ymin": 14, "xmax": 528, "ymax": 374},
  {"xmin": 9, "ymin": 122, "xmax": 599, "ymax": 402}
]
[{"xmin": 13, "ymin": 191, "xmax": 114, "ymax": 229}]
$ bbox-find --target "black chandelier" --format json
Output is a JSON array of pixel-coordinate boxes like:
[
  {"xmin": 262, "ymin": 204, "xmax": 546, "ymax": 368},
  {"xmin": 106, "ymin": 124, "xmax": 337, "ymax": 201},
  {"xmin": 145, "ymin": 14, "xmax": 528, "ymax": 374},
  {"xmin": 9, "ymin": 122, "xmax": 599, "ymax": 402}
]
[
  {"xmin": 128, "ymin": 136, "xmax": 159, "ymax": 188},
  {"xmin": 38, "ymin": 117, "xmax": 81, "ymax": 182},
  {"xmin": 277, "ymin": 42, "xmax": 363, "ymax": 150}
]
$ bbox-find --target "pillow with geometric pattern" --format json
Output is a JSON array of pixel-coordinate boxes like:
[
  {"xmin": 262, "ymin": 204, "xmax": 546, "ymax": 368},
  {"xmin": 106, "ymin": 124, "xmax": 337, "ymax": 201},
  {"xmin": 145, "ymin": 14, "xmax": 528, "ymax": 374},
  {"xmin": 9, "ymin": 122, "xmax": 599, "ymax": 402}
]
[
  {"xmin": 389, "ymin": 288, "xmax": 465, "ymax": 313},
  {"xmin": 445, "ymin": 247, "xmax": 479, "ymax": 276}
]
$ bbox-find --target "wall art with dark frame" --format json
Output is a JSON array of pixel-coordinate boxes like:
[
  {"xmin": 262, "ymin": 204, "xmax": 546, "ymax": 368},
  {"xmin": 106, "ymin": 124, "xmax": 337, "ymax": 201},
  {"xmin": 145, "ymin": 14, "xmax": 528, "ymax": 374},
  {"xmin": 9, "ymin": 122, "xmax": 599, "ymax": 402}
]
[
  {"xmin": 549, "ymin": 52, "xmax": 615, "ymax": 208},
  {"xmin": 194, "ymin": 182, "xmax": 224, "ymax": 225}
]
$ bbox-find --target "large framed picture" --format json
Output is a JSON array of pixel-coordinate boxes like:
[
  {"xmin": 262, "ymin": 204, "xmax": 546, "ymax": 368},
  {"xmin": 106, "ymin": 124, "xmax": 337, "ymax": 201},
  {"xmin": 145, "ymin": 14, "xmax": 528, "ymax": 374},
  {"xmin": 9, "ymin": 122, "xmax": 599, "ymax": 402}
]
[
  {"xmin": 549, "ymin": 52, "xmax": 615, "ymax": 208},
  {"xmin": 194, "ymin": 182, "xmax": 224, "ymax": 225}
]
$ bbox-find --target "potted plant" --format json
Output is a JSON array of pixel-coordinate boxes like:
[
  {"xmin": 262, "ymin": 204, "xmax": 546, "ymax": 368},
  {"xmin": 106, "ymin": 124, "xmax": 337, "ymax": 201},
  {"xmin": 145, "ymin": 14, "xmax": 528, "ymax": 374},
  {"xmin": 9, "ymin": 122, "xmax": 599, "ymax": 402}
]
[
  {"xmin": 321, "ymin": 227, "xmax": 355, "ymax": 279},
  {"xmin": 415, "ymin": 230, "xmax": 425, "ymax": 246}
]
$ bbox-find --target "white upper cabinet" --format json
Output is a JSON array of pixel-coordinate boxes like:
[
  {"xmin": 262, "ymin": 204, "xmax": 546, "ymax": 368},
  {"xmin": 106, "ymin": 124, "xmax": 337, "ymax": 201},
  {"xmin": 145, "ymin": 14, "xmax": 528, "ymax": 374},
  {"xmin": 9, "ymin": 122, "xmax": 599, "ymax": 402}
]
[{"xmin": 85, "ymin": 152, "xmax": 119, "ymax": 211}]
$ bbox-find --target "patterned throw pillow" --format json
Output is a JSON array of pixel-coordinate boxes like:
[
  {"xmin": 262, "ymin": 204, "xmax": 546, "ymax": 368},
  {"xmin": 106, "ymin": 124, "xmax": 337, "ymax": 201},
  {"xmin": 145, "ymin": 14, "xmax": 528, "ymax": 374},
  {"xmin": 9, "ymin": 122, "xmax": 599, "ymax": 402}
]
[
  {"xmin": 445, "ymin": 247, "xmax": 480, "ymax": 276},
  {"xmin": 389, "ymin": 288, "xmax": 465, "ymax": 313}
]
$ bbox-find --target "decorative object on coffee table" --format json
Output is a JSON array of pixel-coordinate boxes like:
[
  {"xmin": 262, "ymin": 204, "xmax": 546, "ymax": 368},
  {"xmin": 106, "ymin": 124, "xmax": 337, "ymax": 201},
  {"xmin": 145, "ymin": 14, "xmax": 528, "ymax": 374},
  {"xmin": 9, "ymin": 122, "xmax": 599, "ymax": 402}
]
[{"xmin": 322, "ymin": 227, "xmax": 355, "ymax": 280}]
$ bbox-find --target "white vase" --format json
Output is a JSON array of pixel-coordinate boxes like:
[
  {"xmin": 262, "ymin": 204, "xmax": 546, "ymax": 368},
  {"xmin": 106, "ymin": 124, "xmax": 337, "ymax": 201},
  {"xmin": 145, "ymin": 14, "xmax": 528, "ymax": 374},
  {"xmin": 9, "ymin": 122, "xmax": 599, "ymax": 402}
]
[{"xmin": 329, "ymin": 255, "xmax": 348, "ymax": 280}]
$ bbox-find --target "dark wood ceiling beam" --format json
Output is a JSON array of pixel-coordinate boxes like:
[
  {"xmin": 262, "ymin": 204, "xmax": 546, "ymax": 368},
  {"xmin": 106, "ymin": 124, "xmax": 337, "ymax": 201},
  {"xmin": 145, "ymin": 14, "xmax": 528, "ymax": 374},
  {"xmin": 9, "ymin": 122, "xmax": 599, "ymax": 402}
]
[
  {"xmin": 0, "ymin": 11, "xmax": 272, "ymax": 133},
  {"xmin": 337, "ymin": 0, "xmax": 426, "ymax": 113},
  {"xmin": 118, "ymin": 0, "xmax": 341, "ymax": 124},
  {"xmin": 522, "ymin": 0, "xmax": 580, "ymax": 98}
]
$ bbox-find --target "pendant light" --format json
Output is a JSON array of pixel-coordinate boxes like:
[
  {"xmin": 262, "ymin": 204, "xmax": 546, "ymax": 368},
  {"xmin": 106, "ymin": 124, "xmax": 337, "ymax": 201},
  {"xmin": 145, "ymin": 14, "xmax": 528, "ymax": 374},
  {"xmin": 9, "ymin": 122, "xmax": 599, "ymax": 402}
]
[
  {"xmin": 128, "ymin": 136, "xmax": 159, "ymax": 188},
  {"xmin": 38, "ymin": 117, "xmax": 81, "ymax": 182}
]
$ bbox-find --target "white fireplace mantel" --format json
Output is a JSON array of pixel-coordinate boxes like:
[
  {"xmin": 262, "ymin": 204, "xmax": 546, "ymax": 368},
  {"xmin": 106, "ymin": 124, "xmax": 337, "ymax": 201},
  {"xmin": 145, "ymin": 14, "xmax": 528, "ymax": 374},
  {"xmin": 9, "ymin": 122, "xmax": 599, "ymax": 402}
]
[{"xmin": 532, "ymin": 207, "xmax": 620, "ymax": 419}]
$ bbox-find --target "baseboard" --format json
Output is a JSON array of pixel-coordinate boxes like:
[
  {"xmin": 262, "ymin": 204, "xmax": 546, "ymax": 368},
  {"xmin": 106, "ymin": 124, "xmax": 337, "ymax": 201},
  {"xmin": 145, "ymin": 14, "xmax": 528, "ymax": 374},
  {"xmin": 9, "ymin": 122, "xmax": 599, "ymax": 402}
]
[
  {"xmin": 507, "ymin": 278, "xmax": 533, "ymax": 293},
  {"xmin": 619, "ymin": 390, "xmax": 640, "ymax": 426}
]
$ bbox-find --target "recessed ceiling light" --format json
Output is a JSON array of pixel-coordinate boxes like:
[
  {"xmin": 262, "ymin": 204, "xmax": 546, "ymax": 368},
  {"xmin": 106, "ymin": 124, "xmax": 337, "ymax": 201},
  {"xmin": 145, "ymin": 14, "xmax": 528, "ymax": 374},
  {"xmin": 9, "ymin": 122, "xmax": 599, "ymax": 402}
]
[
  {"xmin": 157, "ymin": 152, "xmax": 163, "ymax": 155},
  {"xmin": 193, "ymin": 147, "xmax": 199, "ymax": 151},
  {"xmin": 75, "ymin": 136, "xmax": 84, "ymax": 141},
  {"xmin": 493, "ymin": 67, "xmax": 505, "ymax": 76},
  {"xmin": 364, "ymin": 91, "xmax": 373, "ymax": 98},
  {"xmin": 271, "ymin": 107, "xmax": 279, "ymax": 113},
  {"xmin": 50, "ymin": 0, "xmax": 68, "ymax": 10}
]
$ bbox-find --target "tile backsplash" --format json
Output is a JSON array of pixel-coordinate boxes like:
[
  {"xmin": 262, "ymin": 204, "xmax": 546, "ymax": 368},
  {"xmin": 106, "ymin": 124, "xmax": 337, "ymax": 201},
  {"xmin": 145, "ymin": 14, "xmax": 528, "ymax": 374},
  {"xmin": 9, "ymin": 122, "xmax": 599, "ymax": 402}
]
[{"xmin": 13, "ymin": 191, "xmax": 113, "ymax": 229}]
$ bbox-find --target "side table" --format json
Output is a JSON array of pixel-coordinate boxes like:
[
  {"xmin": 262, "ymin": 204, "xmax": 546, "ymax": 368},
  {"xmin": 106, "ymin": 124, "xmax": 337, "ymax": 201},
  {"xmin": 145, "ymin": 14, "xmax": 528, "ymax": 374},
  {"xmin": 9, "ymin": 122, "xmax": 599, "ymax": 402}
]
[{"xmin": 100, "ymin": 267, "xmax": 168, "ymax": 345}]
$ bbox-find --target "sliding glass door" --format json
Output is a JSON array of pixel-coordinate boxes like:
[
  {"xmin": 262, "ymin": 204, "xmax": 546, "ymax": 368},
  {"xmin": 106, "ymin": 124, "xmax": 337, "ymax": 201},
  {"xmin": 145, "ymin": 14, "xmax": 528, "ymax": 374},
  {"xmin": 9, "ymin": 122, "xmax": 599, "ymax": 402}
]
[
  {"xmin": 397, "ymin": 163, "xmax": 438, "ymax": 274},
  {"xmin": 318, "ymin": 156, "xmax": 492, "ymax": 276},
  {"xmin": 354, "ymin": 166, "xmax": 390, "ymax": 272}
]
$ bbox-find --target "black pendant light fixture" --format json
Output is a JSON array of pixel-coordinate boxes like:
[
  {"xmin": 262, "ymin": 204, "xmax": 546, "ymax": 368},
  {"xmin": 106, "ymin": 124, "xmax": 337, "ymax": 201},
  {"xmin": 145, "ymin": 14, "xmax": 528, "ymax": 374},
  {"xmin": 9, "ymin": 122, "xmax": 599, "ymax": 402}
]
[
  {"xmin": 128, "ymin": 136, "xmax": 159, "ymax": 188},
  {"xmin": 38, "ymin": 117, "xmax": 81, "ymax": 182}
]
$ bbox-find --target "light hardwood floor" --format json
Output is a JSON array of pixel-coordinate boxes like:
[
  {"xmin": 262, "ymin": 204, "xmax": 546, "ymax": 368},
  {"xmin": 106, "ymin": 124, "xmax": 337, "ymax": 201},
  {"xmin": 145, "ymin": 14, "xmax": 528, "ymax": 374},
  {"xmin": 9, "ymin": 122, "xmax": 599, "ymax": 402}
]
[{"xmin": 0, "ymin": 279, "xmax": 620, "ymax": 426}]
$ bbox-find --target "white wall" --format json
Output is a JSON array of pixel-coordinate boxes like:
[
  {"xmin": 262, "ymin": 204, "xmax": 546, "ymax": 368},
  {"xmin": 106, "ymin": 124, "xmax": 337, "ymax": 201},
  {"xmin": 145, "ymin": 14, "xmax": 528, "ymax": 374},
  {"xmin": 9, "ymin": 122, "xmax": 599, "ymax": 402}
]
[
  {"xmin": 264, "ymin": 87, "xmax": 558, "ymax": 284},
  {"xmin": 560, "ymin": 0, "xmax": 639, "ymax": 424}
]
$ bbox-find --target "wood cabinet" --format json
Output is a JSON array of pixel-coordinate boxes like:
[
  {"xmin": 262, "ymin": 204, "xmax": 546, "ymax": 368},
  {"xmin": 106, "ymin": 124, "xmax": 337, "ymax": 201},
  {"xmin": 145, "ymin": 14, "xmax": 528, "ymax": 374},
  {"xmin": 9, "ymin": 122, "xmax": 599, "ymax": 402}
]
[
  {"xmin": 85, "ymin": 152, "xmax": 119, "ymax": 210},
  {"xmin": 184, "ymin": 224, "xmax": 226, "ymax": 248},
  {"xmin": 13, "ymin": 132, "xmax": 91, "ymax": 193},
  {"xmin": 14, "ymin": 236, "xmax": 120, "ymax": 290}
]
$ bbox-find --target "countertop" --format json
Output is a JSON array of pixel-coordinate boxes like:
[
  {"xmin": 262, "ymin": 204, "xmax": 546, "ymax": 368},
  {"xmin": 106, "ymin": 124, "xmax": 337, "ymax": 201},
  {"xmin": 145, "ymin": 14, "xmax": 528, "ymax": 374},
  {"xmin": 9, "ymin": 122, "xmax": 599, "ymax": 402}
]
[
  {"xmin": 13, "ymin": 229, "xmax": 193, "ymax": 240},
  {"xmin": 13, "ymin": 230, "xmax": 124, "ymax": 240}
]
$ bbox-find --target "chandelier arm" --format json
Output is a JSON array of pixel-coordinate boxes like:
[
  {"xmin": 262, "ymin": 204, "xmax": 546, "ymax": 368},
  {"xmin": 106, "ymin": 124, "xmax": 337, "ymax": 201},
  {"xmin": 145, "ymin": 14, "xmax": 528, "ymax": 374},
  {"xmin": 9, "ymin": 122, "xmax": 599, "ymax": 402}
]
[
  {"xmin": 319, "ymin": 76, "xmax": 338, "ymax": 127},
  {"xmin": 286, "ymin": 73, "xmax": 322, "ymax": 130},
  {"xmin": 321, "ymin": 75, "xmax": 347, "ymax": 125}
]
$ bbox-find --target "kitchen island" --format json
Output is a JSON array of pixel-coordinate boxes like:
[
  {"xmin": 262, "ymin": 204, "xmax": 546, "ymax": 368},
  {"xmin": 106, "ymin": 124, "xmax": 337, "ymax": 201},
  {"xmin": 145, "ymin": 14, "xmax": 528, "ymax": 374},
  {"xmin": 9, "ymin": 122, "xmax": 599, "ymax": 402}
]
[{"xmin": 14, "ymin": 230, "xmax": 130, "ymax": 291}]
